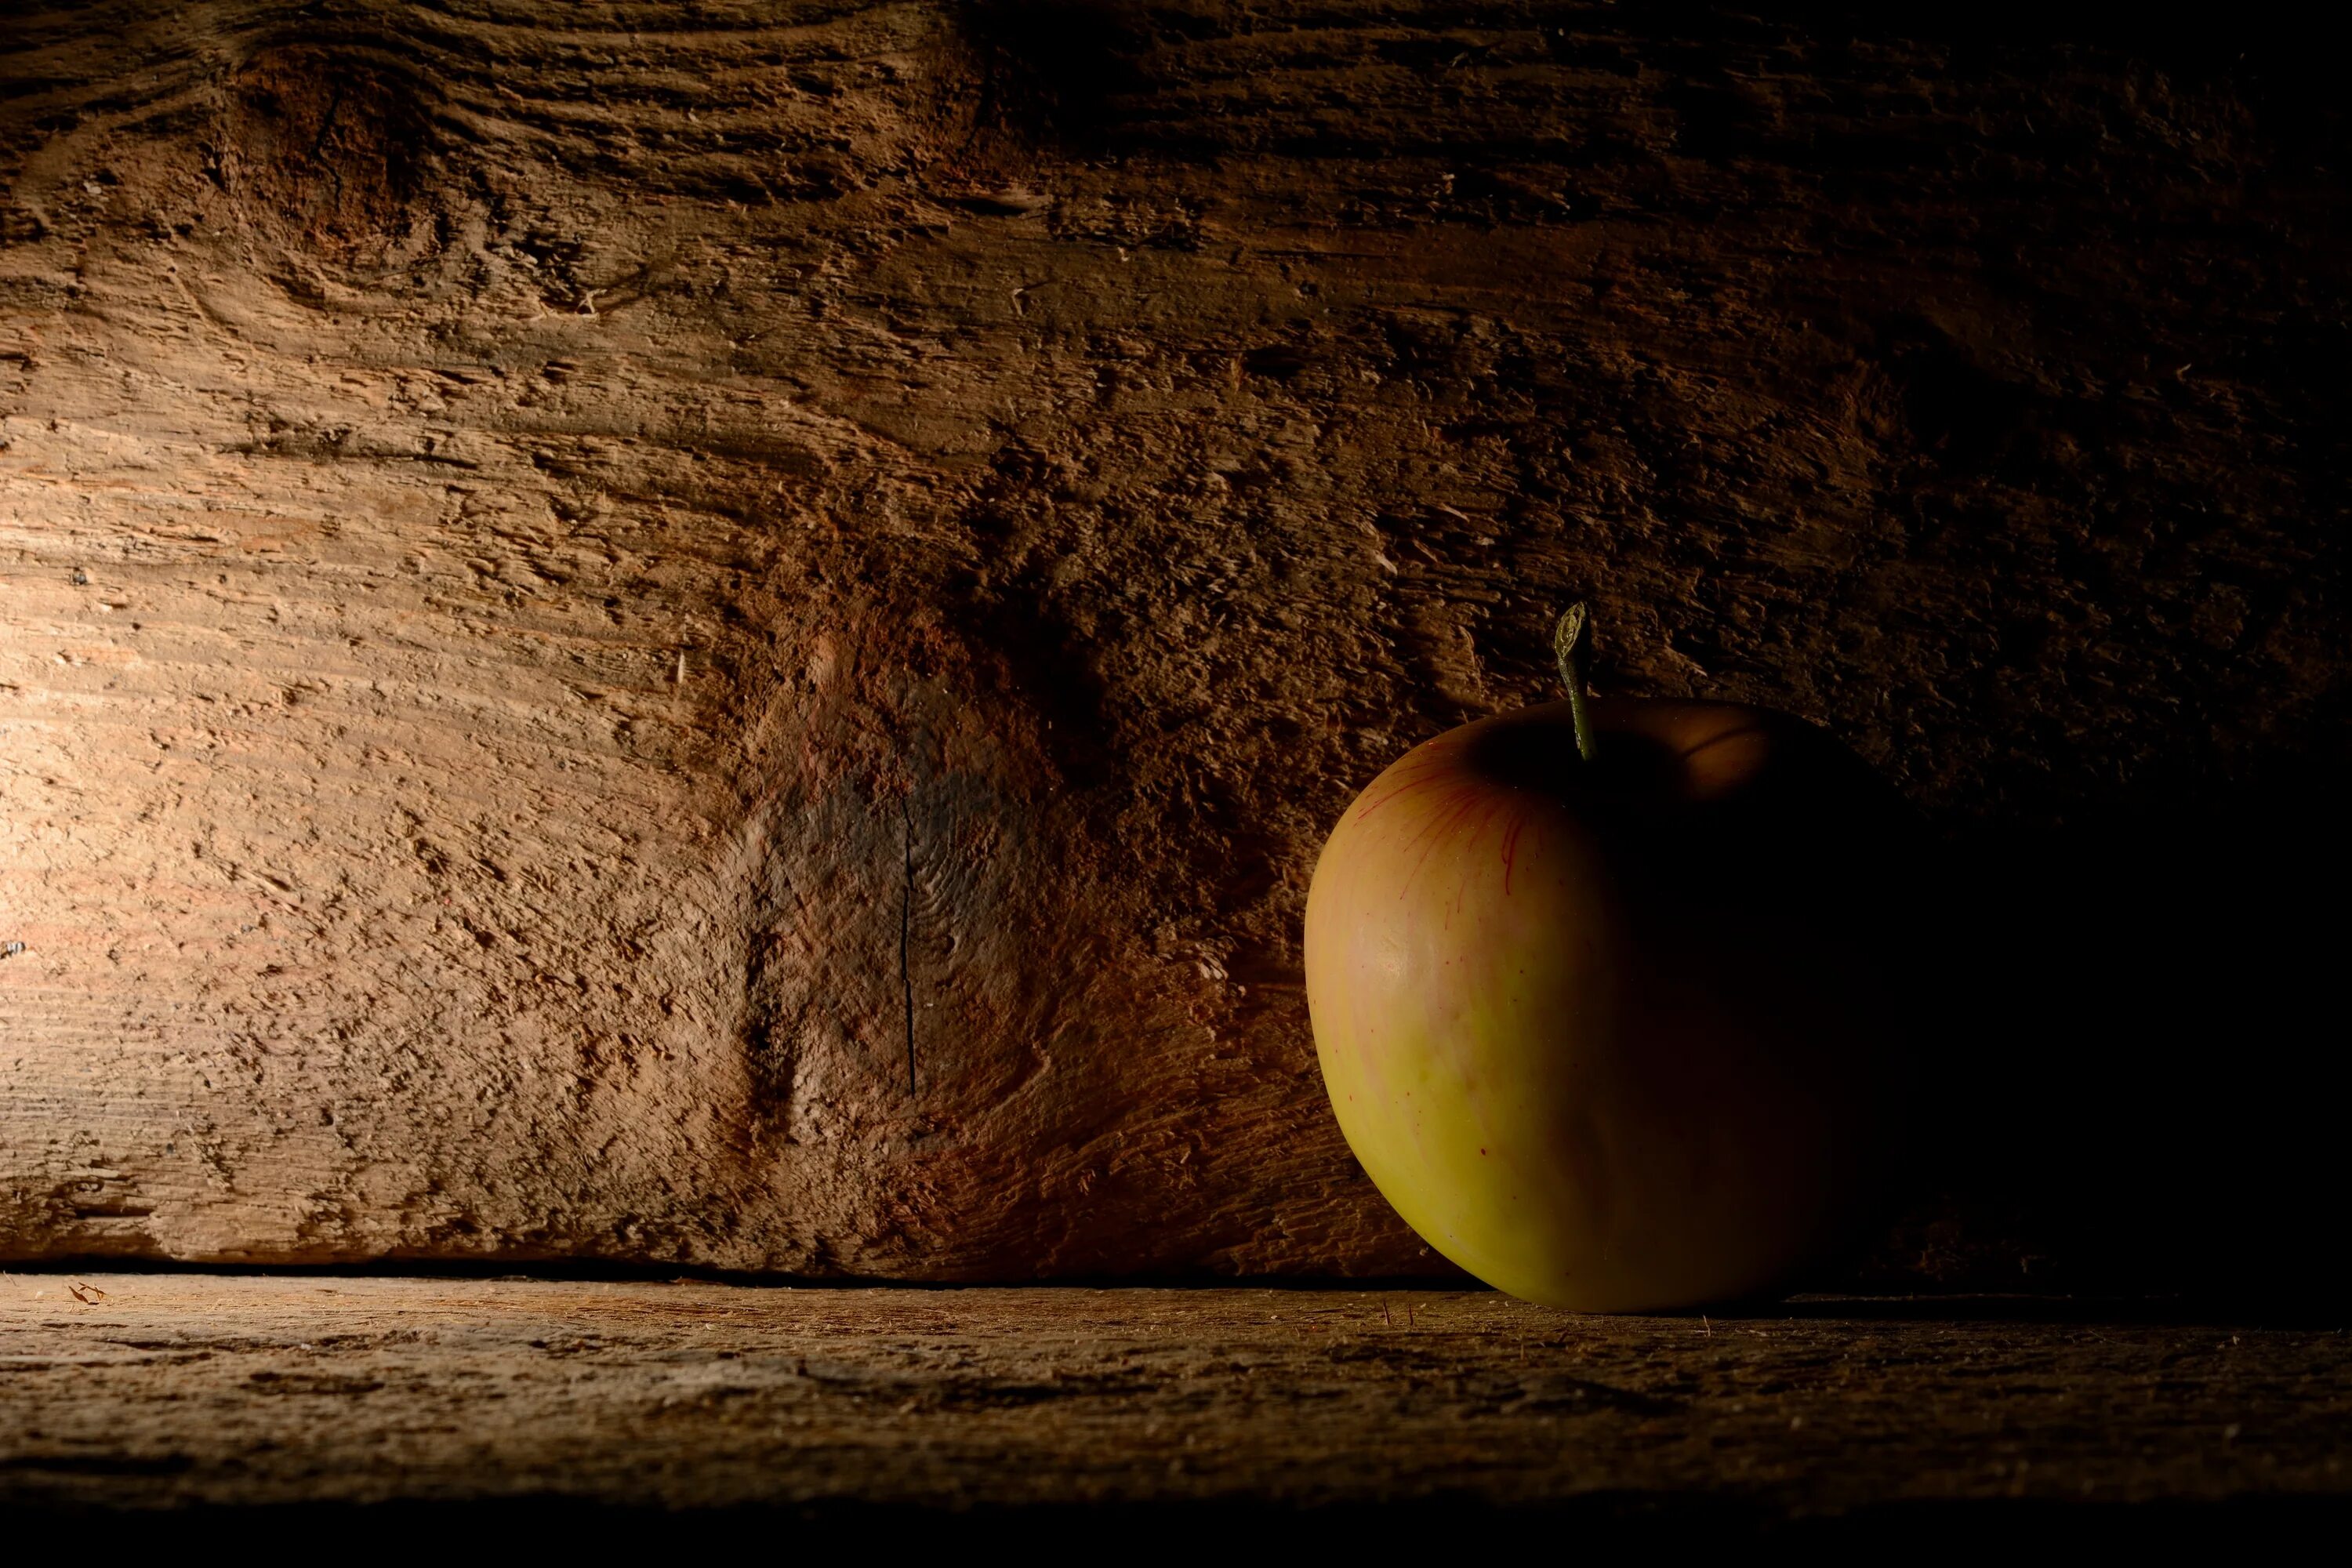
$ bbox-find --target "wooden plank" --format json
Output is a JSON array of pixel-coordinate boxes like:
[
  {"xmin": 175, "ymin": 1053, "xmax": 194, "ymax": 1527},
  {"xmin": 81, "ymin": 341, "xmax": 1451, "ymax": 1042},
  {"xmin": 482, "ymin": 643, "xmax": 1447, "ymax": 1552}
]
[
  {"xmin": 1, "ymin": 3, "xmax": 2347, "ymax": 1290},
  {"xmin": 2, "ymin": 1273, "xmax": 2345, "ymax": 1533}
]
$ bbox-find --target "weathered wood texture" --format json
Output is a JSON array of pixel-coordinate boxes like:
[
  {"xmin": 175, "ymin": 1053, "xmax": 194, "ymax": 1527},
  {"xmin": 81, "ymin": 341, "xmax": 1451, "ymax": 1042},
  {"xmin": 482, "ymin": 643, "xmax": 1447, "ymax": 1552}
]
[
  {"xmin": 2, "ymin": 4, "xmax": 2347, "ymax": 1281},
  {"xmin": 1, "ymin": 1275, "xmax": 2346, "ymax": 1530}
]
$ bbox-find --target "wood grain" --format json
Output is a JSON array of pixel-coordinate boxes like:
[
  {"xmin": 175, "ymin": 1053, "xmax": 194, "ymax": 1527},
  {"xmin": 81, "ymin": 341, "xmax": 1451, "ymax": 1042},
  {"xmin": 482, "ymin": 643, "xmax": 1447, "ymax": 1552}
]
[
  {"xmin": 0, "ymin": 1274, "xmax": 2345, "ymax": 1534},
  {"xmin": 2, "ymin": 4, "xmax": 2347, "ymax": 1283},
  {"xmin": 0, "ymin": 1279, "xmax": 2343, "ymax": 1523}
]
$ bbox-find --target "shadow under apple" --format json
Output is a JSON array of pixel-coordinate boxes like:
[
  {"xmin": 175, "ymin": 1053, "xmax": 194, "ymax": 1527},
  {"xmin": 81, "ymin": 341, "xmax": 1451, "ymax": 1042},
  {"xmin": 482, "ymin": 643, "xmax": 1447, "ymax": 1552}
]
[{"xmin": 1866, "ymin": 751, "xmax": 2352, "ymax": 1307}]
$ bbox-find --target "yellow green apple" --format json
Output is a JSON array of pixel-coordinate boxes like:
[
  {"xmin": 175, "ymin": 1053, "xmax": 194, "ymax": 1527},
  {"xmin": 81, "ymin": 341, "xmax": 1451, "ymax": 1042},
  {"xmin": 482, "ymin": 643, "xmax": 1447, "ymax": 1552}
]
[{"xmin": 1305, "ymin": 617, "xmax": 1916, "ymax": 1310}]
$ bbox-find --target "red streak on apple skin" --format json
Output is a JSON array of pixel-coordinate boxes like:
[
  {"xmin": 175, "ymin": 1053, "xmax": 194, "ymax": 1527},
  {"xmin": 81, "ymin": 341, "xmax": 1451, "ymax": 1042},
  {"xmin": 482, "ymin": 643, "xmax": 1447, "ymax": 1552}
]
[
  {"xmin": 1348, "ymin": 732, "xmax": 1559, "ymax": 907},
  {"xmin": 1347, "ymin": 744, "xmax": 1465, "ymax": 823},
  {"xmin": 1394, "ymin": 780, "xmax": 1493, "ymax": 895}
]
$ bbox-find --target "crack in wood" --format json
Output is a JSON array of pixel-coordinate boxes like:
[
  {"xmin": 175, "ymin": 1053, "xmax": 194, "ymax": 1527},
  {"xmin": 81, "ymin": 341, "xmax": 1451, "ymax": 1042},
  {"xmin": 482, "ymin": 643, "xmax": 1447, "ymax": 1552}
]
[{"xmin": 899, "ymin": 793, "xmax": 916, "ymax": 1099}]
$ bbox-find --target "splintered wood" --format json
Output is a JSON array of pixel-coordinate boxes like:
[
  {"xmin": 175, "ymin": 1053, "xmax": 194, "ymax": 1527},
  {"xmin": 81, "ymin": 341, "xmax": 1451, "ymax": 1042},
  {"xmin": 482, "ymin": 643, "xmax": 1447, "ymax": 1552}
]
[{"xmin": 1, "ymin": 1276, "xmax": 2344, "ymax": 1518}]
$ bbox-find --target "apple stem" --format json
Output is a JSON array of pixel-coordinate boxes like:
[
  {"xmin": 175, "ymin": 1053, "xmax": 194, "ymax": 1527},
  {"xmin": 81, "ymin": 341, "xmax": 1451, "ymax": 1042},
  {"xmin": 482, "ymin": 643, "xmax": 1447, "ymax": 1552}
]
[{"xmin": 1554, "ymin": 604, "xmax": 1598, "ymax": 764}]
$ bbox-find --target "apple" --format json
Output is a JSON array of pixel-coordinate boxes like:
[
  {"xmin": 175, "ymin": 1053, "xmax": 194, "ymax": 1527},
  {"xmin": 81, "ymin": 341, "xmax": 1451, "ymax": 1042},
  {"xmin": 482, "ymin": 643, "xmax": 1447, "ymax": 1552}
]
[{"xmin": 1304, "ymin": 609, "xmax": 1918, "ymax": 1311}]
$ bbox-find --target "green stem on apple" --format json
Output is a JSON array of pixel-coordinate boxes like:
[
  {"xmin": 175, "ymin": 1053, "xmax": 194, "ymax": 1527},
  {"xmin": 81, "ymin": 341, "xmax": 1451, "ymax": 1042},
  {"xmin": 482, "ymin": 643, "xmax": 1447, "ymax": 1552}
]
[{"xmin": 1554, "ymin": 603, "xmax": 1598, "ymax": 764}]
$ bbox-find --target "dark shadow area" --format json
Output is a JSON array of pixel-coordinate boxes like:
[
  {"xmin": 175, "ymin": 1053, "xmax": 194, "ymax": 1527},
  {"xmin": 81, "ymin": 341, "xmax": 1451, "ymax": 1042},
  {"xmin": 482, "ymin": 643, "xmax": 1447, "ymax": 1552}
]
[
  {"xmin": 2, "ymin": 1494, "xmax": 2345, "ymax": 1548},
  {"xmin": 955, "ymin": 0, "xmax": 1158, "ymax": 154},
  {"xmin": 1888, "ymin": 750, "xmax": 2352, "ymax": 1308},
  {"xmin": 1772, "ymin": 1294, "xmax": 2339, "ymax": 1328},
  {"xmin": 952, "ymin": 0, "xmax": 2346, "ymax": 165}
]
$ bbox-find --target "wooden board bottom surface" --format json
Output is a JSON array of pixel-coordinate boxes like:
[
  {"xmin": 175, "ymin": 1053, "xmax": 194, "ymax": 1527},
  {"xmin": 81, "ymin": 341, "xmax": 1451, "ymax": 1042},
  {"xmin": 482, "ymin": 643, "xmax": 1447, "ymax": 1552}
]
[{"xmin": 3, "ymin": 1273, "xmax": 2346, "ymax": 1536}]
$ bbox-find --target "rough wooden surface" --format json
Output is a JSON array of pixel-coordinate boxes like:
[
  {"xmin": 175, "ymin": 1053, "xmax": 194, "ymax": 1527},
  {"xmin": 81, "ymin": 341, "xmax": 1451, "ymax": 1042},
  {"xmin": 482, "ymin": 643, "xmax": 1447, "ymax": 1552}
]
[
  {"xmin": 2, "ymin": 4, "xmax": 2347, "ymax": 1282},
  {"xmin": 0, "ymin": 1275, "xmax": 2345, "ymax": 1532}
]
